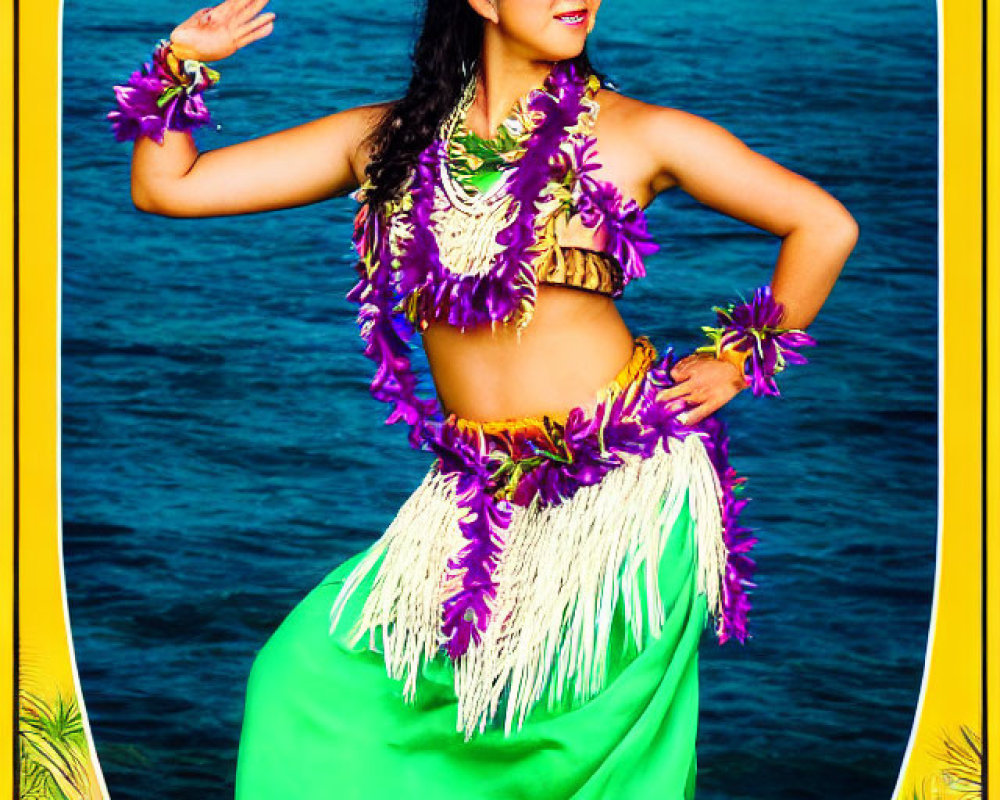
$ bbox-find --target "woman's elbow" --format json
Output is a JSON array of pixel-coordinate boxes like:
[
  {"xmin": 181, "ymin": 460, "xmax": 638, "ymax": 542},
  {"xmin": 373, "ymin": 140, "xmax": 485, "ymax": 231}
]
[
  {"xmin": 814, "ymin": 199, "xmax": 860, "ymax": 254},
  {"xmin": 131, "ymin": 177, "xmax": 166, "ymax": 215},
  {"xmin": 131, "ymin": 183, "xmax": 157, "ymax": 214},
  {"xmin": 130, "ymin": 181, "xmax": 186, "ymax": 218},
  {"xmin": 838, "ymin": 207, "xmax": 860, "ymax": 246},
  {"xmin": 838, "ymin": 214, "xmax": 860, "ymax": 262}
]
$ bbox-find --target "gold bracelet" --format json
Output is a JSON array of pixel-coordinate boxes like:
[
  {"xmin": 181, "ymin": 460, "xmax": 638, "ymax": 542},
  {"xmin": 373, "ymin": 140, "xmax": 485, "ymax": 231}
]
[{"xmin": 715, "ymin": 343, "xmax": 751, "ymax": 377}]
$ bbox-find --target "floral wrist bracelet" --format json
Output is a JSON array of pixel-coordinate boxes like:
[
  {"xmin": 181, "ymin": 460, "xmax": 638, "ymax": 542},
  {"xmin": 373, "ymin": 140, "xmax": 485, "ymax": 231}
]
[
  {"xmin": 108, "ymin": 39, "xmax": 220, "ymax": 144},
  {"xmin": 713, "ymin": 343, "xmax": 752, "ymax": 379},
  {"xmin": 695, "ymin": 284, "xmax": 818, "ymax": 397}
]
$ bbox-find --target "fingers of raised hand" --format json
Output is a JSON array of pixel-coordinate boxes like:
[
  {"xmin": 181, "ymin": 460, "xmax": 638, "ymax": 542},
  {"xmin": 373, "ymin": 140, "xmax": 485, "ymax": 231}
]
[
  {"xmin": 235, "ymin": 0, "xmax": 272, "ymax": 23},
  {"xmin": 172, "ymin": 1, "xmax": 274, "ymax": 57},
  {"xmin": 235, "ymin": 11, "xmax": 276, "ymax": 45}
]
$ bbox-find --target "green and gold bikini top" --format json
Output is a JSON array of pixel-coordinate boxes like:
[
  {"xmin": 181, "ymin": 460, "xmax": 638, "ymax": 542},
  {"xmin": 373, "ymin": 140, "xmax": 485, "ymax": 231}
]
[{"xmin": 448, "ymin": 116, "xmax": 626, "ymax": 299}]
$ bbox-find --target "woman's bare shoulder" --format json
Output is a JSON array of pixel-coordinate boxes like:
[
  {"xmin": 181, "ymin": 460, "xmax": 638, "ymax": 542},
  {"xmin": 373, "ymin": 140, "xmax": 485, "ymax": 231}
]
[
  {"xmin": 345, "ymin": 99, "xmax": 394, "ymax": 129},
  {"xmin": 595, "ymin": 87, "xmax": 713, "ymax": 141},
  {"xmin": 591, "ymin": 87, "xmax": 697, "ymax": 197},
  {"xmin": 593, "ymin": 87, "xmax": 745, "ymax": 195},
  {"xmin": 338, "ymin": 100, "xmax": 394, "ymax": 182}
]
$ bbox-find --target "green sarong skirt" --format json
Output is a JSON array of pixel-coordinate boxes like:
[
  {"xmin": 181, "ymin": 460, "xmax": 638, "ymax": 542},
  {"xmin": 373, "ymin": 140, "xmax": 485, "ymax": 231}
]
[{"xmin": 235, "ymin": 484, "xmax": 708, "ymax": 799}]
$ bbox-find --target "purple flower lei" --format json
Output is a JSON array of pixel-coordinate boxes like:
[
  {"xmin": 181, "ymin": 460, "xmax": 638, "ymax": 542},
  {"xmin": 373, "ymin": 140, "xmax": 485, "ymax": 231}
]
[
  {"xmin": 400, "ymin": 61, "xmax": 597, "ymax": 329},
  {"xmin": 697, "ymin": 284, "xmax": 818, "ymax": 397},
  {"xmin": 108, "ymin": 39, "xmax": 220, "ymax": 144},
  {"xmin": 347, "ymin": 60, "xmax": 660, "ymax": 451},
  {"xmin": 695, "ymin": 413, "xmax": 757, "ymax": 644},
  {"xmin": 568, "ymin": 136, "xmax": 660, "ymax": 283},
  {"xmin": 346, "ymin": 60, "xmax": 756, "ymax": 657}
]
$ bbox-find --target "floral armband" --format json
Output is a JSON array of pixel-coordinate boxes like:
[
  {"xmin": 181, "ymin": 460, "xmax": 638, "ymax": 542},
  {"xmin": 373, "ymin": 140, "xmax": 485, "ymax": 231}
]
[
  {"xmin": 696, "ymin": 284, "xmax": 817, "ymax": 397},
  {"xmin": 108, "ymin": 39, "xmax": 220, "ymax": 144}
]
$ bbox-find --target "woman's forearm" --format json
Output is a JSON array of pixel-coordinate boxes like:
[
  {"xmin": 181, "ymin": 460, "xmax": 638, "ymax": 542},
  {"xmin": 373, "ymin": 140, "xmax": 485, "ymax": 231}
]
[
  {"xmin": 770, "ymin": 208, "xmax": 859, "ymax": 331},
  {"xmin": 123, "ymin": 106, "xmax": 381, "ymax": 218}
]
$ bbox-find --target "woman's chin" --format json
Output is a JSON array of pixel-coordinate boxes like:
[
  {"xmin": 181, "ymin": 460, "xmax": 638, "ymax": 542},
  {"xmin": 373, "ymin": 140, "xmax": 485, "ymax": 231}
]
[{"xmin": 531, "ymin": 40, "xmax": 587, "ymax": 64}]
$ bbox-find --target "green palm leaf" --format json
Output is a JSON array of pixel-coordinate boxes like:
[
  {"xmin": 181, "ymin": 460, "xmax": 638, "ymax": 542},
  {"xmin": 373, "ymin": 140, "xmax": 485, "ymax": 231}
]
[{"xmin": 18, "ymin": 688, "xmax": 91, "ymax": 800}]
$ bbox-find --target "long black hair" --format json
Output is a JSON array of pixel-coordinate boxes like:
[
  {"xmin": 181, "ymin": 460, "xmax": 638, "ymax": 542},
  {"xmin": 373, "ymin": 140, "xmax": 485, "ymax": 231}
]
[{"xmin": 363, "ymin": 0, "xmax": 602, "ymax": 213}]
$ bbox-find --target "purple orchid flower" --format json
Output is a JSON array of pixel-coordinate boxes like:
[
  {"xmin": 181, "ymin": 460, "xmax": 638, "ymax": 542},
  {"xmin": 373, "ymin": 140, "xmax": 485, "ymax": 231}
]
[
  {"xmin": 710, "ymin": 285, "xmax": 818, "ymax": 397},
  {"xmin": 108, "ymin": 40, "xmax": 217, "ymax": 144}
]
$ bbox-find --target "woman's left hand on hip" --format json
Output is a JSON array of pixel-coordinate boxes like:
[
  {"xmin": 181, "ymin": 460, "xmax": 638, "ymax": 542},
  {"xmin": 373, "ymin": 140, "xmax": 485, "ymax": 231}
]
[{"xmin": 655, "ymin": 353, "xmax": 747, "ymax": 426}]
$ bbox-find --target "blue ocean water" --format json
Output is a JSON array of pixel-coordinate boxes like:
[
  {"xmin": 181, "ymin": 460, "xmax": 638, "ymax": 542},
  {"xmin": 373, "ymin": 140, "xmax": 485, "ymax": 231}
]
[{"xmin": 62, "ymin": 0, "xmax": 938, "ymax": 797}]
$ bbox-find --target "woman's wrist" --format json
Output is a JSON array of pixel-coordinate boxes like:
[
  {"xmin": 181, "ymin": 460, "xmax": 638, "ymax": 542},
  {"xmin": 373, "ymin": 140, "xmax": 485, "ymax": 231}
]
[
  {"xmin": 166, "ymin": 36, "xmax": 212, "ymax": 64},
  {"xmin": 713, "ymin": 344, "xmax": 752, "ymax": 389},
  {"xmin": 107, "ymin": 38, "xmax": 221, "ymax": 144},
  {"xmin": 695, "ymin": 284, "xmax": 817, "ymax": 397}
]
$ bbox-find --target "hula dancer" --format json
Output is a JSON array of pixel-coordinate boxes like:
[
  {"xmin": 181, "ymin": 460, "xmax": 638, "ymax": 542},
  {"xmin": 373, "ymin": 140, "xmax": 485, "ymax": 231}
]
[{"xmin": 109, "ymin": 0, "xmax": 857, "ymax": 796}]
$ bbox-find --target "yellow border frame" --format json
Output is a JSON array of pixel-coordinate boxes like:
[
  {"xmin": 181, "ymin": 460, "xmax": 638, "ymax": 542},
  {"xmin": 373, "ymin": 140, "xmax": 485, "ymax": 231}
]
[
  {"xmin": 2, "ymin": 0, "xmax": 14, "ymax": 794},
  {"xmin": 891, "ymin": 0, "xmax": 991, "ymax": 797},
  {"xmin": 987, "ymin": 0, "xmax": 998, "ymax": 796},
  {"xmin": 3, "ymin": 0, "xmax": 992, "ymax": 797},
  {"xmin": 8, "ymin": 0, "xmax": 106, "ymax": 796}
]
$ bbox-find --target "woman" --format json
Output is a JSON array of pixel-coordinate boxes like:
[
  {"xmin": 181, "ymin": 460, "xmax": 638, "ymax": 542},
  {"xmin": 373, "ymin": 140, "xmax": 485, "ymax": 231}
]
[{"xmin": 109, "ymin": 0, "xmax": 858, "ymax": 796}]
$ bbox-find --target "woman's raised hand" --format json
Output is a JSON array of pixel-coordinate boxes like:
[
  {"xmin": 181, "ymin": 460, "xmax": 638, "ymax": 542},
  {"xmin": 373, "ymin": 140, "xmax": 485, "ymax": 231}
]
[
  {"xmin": 169, "ymin": 0, "xmax": 276, "ymax": 62},
  {"xmin": 127, "ymin": 0, "xmax": 382, "ymax": 218},
  {"xmin": 656, "ymin": 353, "xmax": 748, "ymax": 427}
]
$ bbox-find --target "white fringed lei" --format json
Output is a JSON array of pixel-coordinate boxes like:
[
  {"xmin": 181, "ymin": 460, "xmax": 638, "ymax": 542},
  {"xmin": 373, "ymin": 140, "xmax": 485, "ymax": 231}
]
[{"xmin": 329, "ymin": 431, "xmax": 728, "ymax": 741}]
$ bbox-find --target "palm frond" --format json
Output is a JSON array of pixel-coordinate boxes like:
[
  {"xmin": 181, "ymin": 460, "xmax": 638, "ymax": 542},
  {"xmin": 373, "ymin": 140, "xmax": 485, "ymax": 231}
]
[
  {"xmin": 904, "ymin": 723, "xmax": 983, "ymax": 800},
  {"xmin": 18, "ymin": 687, "xmax": 91, "ymax": 800},
  {"xmin": 930, "ymin": 724, "xmax": 982, "ymax": 796}
]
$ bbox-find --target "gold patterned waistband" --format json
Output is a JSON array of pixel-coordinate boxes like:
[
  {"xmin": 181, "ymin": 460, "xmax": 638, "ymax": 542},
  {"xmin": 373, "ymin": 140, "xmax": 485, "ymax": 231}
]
[{"xmin": 453, "ymin": 335, "xmax": 659, "ymax": 436}]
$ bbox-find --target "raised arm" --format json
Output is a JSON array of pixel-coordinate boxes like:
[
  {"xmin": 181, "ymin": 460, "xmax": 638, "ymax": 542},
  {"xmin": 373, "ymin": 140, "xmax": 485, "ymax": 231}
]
[
  {"xmin": 131, "ymin": 103, "xmax": 385, "ymax": 218},
  {"xmin": 121, "ymin": 0, "xmax": 387, "ymax": 218}
]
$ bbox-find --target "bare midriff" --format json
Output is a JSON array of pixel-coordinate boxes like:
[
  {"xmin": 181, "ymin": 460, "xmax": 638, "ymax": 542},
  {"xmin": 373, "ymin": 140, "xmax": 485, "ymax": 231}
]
[{"xmin": 421, "ymin": 285, "xmax": 637, "ymax": 423}]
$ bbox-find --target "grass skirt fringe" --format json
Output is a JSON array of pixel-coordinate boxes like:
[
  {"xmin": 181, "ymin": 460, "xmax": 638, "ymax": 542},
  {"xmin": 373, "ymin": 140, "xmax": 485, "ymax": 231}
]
[{"xmin": 328, "ymin": 432, "xmax": 725, "ymax": 741}]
